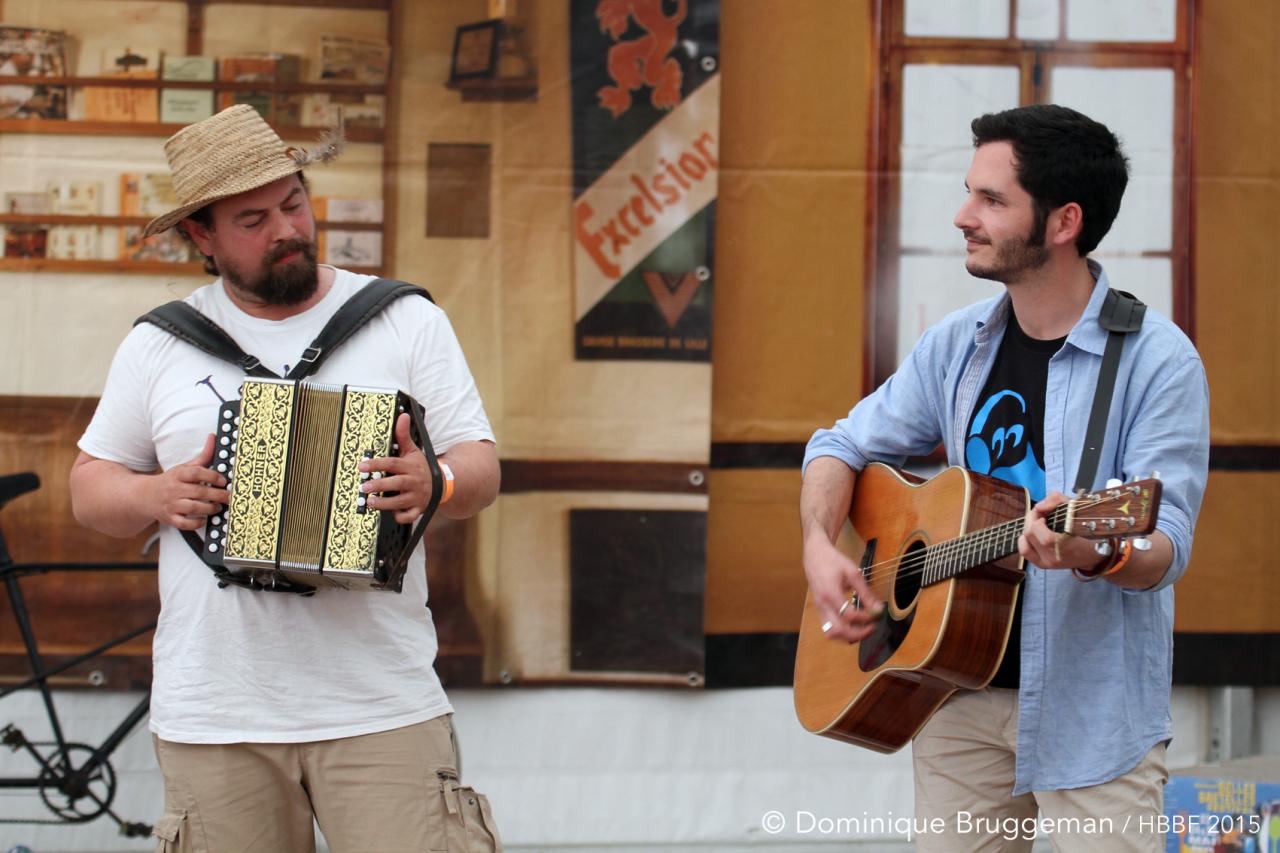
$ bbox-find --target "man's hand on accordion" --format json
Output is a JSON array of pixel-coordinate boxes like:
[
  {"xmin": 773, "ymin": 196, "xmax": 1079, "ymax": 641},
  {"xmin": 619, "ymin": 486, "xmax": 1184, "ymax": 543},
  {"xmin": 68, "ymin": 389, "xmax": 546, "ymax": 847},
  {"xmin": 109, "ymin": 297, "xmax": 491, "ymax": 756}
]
[
  {"xmin": 154, "ymin": 433, "xmax": 230, "ymax": 531},
  {"xmin": 358, "ymin": 413, "xmax": 434, "ymax": 524}
]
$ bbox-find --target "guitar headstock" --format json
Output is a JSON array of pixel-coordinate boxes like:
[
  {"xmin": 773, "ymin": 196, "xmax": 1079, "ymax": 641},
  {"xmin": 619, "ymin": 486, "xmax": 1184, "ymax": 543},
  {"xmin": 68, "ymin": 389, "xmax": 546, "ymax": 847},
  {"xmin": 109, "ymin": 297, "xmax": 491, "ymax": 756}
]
[{"xmin": 1060, "ymin": 478, "xmax": 1162, "ymax": 539}]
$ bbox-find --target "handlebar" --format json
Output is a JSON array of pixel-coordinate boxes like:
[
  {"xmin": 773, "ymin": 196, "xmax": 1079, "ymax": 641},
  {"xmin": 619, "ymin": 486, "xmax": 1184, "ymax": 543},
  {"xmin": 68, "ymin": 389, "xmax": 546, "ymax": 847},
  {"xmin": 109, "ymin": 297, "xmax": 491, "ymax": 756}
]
[{"xmin": 0, "ymin": 472, "xmax": 39, "ymax": 511}]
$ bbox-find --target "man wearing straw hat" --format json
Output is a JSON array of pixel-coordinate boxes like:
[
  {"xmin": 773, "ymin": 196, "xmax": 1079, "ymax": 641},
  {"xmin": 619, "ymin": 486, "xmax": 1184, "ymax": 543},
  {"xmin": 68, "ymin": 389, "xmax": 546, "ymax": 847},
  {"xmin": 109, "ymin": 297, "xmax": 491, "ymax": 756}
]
[{"xmin": 68, "ymin": 105, "xmax": 500, "ymax": 851}]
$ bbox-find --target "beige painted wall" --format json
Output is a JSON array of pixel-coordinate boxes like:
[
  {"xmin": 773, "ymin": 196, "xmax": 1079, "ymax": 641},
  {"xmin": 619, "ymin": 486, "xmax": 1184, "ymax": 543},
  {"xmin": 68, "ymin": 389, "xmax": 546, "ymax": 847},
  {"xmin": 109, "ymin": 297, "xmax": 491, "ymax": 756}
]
[{"xmin": 0, "ymin": 1, "xmax": 387, "ymax": 397}]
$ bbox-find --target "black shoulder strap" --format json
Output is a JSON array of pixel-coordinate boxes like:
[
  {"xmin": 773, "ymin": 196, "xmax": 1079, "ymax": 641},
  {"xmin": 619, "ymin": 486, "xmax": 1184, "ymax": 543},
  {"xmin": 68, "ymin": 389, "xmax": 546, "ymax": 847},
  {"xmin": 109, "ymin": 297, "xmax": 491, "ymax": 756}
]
[
  {"xmin": 135, "ymin": 279, "xmax": 435, "ymax": 381},
  {"xmin": 1073, "ymin": 289, "xmax": 1146, "ymax": 493},
  {"xmin": 286, "ymin": 279, "xmax": 434, "ymax": 380},
  {"xmin": 135, "ymin": 302, "xmax": 279, "ymax": 378}
]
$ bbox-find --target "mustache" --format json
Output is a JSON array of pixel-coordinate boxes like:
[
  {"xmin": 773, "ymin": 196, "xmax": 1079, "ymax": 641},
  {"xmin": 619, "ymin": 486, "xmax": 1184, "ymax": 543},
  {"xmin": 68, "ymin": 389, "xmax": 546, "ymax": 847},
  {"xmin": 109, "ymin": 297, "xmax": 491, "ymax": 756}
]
[
  {"xmin": 962, "ymin": 231, "xmax": 990, "ymax": 244},
  {"xmin": 266, "ymin": 238, "xmax": 315, "ymax": 264}
]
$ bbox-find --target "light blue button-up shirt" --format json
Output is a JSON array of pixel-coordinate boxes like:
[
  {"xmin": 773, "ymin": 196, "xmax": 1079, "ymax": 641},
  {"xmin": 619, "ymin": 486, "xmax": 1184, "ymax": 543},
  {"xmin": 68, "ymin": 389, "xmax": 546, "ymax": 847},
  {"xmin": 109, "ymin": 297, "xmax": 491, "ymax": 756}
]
[{"xmin": 803, "ymin": 262, "xmax": 1209, "ymax": 794}]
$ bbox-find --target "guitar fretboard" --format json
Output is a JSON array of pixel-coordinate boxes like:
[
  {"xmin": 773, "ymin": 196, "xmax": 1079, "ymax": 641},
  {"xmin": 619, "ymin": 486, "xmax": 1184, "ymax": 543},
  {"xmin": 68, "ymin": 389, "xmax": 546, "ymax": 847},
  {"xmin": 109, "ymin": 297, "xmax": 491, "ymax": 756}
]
[{"xmin": 919, "ymin": 505, "xmax": 1069, "ymax": 586}]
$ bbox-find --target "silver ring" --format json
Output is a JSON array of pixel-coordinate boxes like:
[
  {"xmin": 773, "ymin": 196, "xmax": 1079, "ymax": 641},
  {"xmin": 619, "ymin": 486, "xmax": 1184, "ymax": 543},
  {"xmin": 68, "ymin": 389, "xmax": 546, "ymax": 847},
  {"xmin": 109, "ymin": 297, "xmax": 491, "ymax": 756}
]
[{"xmin": 821, "ymin": 621, "xmax": 833, "ymax": 634}]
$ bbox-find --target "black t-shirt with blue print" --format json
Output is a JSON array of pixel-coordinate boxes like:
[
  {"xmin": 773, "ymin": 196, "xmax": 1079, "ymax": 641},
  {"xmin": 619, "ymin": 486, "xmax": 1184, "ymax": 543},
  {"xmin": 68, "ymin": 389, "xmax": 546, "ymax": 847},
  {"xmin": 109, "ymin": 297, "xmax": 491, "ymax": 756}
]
[{"xmin": 965, "ymin": 311, "xmax": 1065, "ymax": 689}]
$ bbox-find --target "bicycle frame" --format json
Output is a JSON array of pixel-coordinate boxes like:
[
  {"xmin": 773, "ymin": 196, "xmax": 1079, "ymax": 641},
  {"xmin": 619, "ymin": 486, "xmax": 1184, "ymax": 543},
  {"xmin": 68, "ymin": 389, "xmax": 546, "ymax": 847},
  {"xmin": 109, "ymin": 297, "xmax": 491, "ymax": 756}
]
[{"xmin": 0, "ymin": 501, "xmax": 157, "ymax": 836}]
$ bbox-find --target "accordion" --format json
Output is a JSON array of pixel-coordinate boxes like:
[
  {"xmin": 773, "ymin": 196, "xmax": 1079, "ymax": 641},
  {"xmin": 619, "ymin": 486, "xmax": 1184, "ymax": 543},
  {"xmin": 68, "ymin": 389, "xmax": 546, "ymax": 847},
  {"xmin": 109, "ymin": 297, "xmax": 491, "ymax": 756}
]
[{"xmin": 200, "ymin": 377, "xmax": 442, "ymax": 593}]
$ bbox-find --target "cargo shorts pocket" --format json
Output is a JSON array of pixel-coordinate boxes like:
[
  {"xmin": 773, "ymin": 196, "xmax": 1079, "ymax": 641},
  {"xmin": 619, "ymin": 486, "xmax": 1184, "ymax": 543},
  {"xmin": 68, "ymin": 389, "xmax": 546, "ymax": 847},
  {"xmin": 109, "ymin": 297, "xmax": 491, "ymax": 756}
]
[
  {"xmin": 152, "ymin": 810, "xmax": 189, "ymax": 853},
  {"xmin": 434, "ymin": 769, "xmax": 502, "ymax": 852}
]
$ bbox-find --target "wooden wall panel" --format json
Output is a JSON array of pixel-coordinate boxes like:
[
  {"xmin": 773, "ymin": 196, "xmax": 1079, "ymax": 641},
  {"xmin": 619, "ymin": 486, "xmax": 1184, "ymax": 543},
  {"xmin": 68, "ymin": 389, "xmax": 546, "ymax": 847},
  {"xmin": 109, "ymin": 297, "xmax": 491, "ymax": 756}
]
[
  {"xmin": 1175, "ymin": 471, "xmax": 1280, "ymax": 634},
  {"xmin": 1193, "ymin": 0, "xmax": 1280, "ymax": 444},
  {"xmin": 711, "ymin": 0, "xmax": 873, "ymax": 445},
  {"xmin": 705, "ymin": 469, "xmax": 803, "ymax": 634}
]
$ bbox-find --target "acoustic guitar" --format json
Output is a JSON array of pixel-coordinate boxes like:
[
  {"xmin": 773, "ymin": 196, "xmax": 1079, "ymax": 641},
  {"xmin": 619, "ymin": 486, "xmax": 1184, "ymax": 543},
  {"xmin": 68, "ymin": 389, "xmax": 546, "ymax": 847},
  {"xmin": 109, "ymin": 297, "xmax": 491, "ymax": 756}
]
[{"xmin": 793, "ymin": 462, "xmax": 1161, "ymax": 753}]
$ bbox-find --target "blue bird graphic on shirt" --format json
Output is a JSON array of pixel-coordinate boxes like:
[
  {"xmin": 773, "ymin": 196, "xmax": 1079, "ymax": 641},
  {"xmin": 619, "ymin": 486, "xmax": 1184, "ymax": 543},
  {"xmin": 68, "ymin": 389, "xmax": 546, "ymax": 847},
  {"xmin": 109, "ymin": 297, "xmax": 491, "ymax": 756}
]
[{"xmin": 965, "ymin": 390, "xmax": 1046, "ymax": 501}]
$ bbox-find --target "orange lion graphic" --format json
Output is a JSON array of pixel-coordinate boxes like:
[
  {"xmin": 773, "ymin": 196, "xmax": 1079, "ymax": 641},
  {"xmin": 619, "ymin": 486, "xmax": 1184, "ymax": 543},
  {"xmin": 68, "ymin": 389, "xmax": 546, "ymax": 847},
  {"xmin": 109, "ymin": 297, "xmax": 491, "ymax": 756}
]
[{"xmin": 596, "ymin": 0, "xmax": 687, "ymax": 118}]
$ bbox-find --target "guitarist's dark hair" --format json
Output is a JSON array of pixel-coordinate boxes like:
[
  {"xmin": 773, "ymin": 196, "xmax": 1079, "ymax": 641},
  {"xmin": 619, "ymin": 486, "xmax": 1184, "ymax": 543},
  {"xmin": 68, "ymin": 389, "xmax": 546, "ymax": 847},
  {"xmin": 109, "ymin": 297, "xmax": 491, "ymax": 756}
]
[{"xmin": 971, "ymin": 104, "xmax": 1129, "ymax": 257}]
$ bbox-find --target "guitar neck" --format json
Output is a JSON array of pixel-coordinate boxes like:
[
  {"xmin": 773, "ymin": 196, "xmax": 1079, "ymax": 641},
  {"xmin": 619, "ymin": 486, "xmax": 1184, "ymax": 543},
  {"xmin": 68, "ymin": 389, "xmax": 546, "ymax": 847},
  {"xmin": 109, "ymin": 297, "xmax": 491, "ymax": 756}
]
[
  {"xmin": 920, "ymin": 477, "xmax": 1160, "ymax": 585},
  {"xmin": 919, "ymin": 512, "xmax": 1045, "ymax": 586}
]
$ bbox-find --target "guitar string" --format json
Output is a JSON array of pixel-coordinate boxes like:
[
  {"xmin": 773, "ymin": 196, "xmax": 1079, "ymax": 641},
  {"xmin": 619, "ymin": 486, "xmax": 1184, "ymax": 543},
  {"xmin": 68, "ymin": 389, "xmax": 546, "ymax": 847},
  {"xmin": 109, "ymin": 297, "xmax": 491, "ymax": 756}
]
[{"xmin": 849, "ymin": 494, "xmax": 1146, "ymax": 589}]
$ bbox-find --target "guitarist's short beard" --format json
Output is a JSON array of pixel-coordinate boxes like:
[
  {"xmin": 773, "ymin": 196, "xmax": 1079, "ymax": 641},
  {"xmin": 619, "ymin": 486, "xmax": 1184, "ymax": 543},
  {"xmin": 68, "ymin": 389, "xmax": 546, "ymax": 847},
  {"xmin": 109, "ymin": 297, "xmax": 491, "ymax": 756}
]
[{"xmin": 965, "ymin": 214, "xmax": 1051, "ymax": 285}]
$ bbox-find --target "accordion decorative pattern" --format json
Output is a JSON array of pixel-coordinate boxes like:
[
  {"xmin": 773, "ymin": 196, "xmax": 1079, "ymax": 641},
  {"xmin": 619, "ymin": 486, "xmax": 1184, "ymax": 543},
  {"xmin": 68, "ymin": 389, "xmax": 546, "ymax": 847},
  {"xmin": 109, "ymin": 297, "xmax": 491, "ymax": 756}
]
[
  {"xmin": 224, "ymin": 379, "xmax": 295, "ymax": 569},
  {"xmin": 323, "ymin": 388, "xmax": 396, "ymax": 575}
]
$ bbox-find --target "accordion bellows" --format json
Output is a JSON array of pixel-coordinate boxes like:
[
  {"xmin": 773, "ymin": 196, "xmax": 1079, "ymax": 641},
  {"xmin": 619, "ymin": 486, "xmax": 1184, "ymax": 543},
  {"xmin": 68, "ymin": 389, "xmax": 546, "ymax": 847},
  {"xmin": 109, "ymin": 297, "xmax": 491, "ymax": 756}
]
[{"xmin": 202, "ymin": 378, "xmax": 422, "ymax": 592}]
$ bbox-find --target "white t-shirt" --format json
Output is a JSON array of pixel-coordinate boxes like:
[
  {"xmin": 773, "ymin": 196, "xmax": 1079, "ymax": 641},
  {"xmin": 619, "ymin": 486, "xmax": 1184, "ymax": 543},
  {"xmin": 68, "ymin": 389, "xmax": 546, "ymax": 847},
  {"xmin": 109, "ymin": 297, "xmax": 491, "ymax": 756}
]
[{"xmin": 79, "ymin": 268, "xmax": 494, "ymax": 743}]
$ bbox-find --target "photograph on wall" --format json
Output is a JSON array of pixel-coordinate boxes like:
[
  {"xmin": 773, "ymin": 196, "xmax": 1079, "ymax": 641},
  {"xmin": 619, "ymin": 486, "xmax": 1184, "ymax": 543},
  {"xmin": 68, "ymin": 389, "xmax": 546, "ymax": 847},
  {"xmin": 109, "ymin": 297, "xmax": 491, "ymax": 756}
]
[{"xmin": 570, "ymin": 0, "xmax": 720, "ymax": 362}]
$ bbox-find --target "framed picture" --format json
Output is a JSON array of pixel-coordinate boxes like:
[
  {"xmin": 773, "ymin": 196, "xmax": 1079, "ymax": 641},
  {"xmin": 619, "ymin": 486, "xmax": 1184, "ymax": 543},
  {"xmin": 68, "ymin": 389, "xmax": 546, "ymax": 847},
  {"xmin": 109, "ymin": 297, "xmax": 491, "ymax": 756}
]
[{"xmin": 449, "ymin": 19, "xmax": 502, "ymax": 81}]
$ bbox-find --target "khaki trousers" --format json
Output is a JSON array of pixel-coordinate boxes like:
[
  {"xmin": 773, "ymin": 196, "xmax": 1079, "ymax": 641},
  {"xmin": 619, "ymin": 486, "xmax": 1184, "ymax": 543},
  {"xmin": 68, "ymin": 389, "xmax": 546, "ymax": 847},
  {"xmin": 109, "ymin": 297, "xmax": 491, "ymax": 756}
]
[
  {"xmin": 913, "ymin": 688, "xmax": 1167, "ymax": 853},
  {"xmin": 151, "ymin": 715, "xmax": 500, "ymax": 853}
]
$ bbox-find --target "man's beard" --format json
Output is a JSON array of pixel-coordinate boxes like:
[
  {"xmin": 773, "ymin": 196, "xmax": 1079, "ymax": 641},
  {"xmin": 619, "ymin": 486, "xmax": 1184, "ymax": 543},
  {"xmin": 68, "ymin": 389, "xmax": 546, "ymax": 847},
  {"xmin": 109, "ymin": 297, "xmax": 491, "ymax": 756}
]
[
  {"xmin": 221, "ymin": 238, "xmax": 319, "ymax": 306},
  {"xmin": 964, "ymin": 223, "xmax": 1050, "ymax": 284}
]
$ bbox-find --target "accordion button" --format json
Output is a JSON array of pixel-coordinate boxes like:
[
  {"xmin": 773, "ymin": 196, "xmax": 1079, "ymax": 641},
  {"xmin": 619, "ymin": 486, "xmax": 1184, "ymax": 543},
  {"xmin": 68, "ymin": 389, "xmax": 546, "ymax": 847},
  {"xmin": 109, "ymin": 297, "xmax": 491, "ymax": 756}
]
[
  {"xmin": 221, "ymin": 423, "xmax": 231, "ymax": 433},
  {"xmin": 217, "ymin": 463, "xmax": 227, "ymax": 472},
  {"xmin": 372, "ymin": 472, "xmax": 382, "ymax": 479},
  {"xmin": 360, "ymin": 471, "xmax": 370, "ymax": 481},
  {"xmin": 211, "ymin": 516, "xmax": 221, "ymax": 526},
  {"xmin": 357, "ymin": 497, "xmax": 367, "ymax": 507},
  {"xmin": 219, "ymin": 450, "xmax": 229, "ymax": 459},
  {"xmin": 208, "ymin": 543, "xmax": 219, "ymax": 553},
  {"xmin": 223, "ymin": 409, "xmax": 233, "ymax": 419},
  {"xmin": 220, "ymin": 436, "xmax": 230, "ymax": 446},
  {"xmin": 234, "ymin": 417, "xmax": 241, "ymax": 425},
  {"xmin": 210, "ymin": 530, "xmax": 220, "ymax": 540}
]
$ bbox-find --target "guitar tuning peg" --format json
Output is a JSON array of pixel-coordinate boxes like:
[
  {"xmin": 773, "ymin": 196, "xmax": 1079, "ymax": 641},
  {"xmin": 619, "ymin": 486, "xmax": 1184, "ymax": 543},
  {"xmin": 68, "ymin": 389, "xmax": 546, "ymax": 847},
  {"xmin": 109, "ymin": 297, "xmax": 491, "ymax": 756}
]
[
  {"xmin": 1151, "ymin": 470, "xmax": 1161, "ymax": 481},
  {"xmin": 1105, "ymin": 478, "xmax": 1123, "ymax": 489},
  {"xmin": 1074, "ymin": 488, "xmax": 1087, "ymax": 498},
  {"xmin": 1129, "ymin": 472, "xmax": 1142, "ymax": 483},
  {"xmin": 1131, "ymin": 537, "xmax": 1153, "ymax": 552}
]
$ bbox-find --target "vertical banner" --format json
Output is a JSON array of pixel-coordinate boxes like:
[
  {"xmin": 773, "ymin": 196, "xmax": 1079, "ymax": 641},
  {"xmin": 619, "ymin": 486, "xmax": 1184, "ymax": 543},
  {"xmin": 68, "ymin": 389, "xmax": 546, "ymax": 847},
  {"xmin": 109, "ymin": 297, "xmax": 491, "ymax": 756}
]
[{"xmin": 571, "ymin": 0, "xmax": 720, "ymax": 362}]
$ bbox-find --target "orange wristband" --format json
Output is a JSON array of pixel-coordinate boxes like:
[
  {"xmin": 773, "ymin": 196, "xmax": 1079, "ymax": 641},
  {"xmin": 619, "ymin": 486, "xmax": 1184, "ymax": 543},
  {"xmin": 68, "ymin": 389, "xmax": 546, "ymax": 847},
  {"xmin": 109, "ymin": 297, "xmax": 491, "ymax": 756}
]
[
  {"xmin": 1073, "ymin": 538, "xmax": 1131, "ymax": 582},
  {"xmin": 1098, "ymin": 537, "xmax": 1132, "ymax": 577},
  {"xmin": 439, "ymin": 462, "xmax": 455, "ymax": 505}
]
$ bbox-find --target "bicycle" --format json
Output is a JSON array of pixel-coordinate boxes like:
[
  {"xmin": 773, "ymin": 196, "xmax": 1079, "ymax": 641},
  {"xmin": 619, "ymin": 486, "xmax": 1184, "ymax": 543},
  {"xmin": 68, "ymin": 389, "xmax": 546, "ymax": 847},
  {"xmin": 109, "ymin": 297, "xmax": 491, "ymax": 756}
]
[{"xmin": 0, "ymin": 471, "xmax": 155, "ymax": 838}]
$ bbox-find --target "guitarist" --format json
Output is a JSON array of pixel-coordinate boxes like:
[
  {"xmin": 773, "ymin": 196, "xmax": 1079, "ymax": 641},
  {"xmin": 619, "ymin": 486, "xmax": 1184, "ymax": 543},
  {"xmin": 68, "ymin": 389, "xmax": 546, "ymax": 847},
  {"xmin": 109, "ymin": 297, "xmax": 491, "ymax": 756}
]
[{"xmin": 800, "ymin": 105, "xmax": 1209, "ymax": 851}]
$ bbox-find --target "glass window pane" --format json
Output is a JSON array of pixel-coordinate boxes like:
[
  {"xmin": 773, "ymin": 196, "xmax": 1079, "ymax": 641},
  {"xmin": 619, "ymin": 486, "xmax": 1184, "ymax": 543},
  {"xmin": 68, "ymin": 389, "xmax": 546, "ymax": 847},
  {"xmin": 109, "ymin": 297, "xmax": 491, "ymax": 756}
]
[
  {"xmin": 1067, "ymin": 0, "xmax": 1176, "ymax": 42},
  {"xmin": 1087, "ymin": 256, "xmax": 1173, "ymax": 319},
  {"xmin": 897, "ymin": 256, "xmax": 1001, "ymax": 365},
  {"xmin": 900, "ymin": 65, "xmax": 1019, "ymax": 248},
  {"xmin": 1016, "ymin": 0, "xmax": 1060, "ymax": 40},
  {"xmin": 905, "ymin": 0, "xmax": 1008, "ymax": 39},
  {"xmin": 897, "ymin": 65, "xmax": 1019, "ymax": 356},
  {"xmin": 1050, "ymin": 67, "xmax": 1174, "ymax": 252}
]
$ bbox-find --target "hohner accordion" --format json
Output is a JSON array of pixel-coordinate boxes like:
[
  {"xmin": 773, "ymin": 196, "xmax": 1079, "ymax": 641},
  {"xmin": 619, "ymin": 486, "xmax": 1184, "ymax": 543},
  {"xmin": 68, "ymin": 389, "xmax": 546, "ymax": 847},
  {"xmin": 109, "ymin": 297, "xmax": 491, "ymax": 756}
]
[{"xmin": 200, "ymin": 377, "xmax": 441, "ymax": 593}]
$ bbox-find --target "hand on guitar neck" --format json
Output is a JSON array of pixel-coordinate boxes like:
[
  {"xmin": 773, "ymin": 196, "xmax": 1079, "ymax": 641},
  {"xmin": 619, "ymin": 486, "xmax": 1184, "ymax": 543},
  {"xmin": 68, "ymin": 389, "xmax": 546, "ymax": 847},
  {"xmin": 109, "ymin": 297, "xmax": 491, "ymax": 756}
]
[{"xmin": 1019, "ymin": 490, "xmax": 1174, "ymax": 589}]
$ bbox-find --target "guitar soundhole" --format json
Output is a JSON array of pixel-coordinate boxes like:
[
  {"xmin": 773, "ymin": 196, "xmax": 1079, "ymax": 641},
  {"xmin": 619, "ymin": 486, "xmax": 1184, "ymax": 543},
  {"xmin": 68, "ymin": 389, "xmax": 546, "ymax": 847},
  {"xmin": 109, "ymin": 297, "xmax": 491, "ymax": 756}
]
[
  {"xmin": 857, "ymin": 538, "xmax": 921, "ymax": 673},
  {"xmin": 893, "ymin": 539, "xmax": 926, "ymax": 611}
]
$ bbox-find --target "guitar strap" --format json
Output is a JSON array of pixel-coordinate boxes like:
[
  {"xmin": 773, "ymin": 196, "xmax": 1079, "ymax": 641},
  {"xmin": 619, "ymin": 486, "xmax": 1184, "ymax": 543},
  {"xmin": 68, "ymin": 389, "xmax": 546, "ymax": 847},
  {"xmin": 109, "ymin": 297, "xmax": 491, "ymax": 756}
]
[
  {"xmin": 1072, "ymin": 288, "xmax": 1145, "ymax": 494},
  {"xmin": 134, "ymin": 278, "xmax": 437, "ymax": 594}
]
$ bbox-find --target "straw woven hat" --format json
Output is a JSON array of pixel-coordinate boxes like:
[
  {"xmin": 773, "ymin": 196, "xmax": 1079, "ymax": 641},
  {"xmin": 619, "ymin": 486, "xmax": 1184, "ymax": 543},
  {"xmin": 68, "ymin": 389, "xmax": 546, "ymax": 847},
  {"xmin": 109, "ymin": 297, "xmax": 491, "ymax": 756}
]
[{"xmin": 143, "ymin": 104, "xmax": 344, "ymax": 237}]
